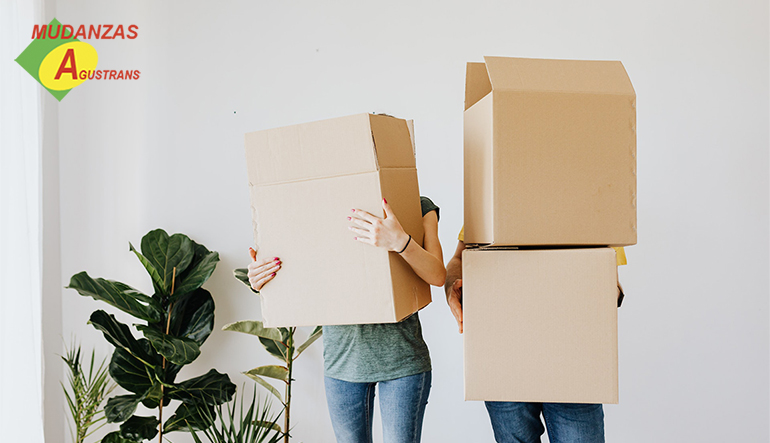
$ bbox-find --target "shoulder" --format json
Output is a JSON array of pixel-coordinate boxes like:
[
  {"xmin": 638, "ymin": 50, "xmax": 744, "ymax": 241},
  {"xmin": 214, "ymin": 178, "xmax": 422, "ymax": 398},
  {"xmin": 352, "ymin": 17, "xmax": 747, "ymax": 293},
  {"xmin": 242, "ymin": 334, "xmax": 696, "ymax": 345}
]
[{"xmin": 419, "ymin": 196, "xmax": 440, "ymax": 221}]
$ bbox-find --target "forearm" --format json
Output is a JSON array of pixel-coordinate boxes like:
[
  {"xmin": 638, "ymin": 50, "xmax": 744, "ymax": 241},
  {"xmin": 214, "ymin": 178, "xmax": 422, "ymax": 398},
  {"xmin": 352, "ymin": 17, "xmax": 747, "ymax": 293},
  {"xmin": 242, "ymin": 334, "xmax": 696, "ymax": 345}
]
[{"xmin": 400, "ymin": 240, "xmax": 446, "ymax": 287}]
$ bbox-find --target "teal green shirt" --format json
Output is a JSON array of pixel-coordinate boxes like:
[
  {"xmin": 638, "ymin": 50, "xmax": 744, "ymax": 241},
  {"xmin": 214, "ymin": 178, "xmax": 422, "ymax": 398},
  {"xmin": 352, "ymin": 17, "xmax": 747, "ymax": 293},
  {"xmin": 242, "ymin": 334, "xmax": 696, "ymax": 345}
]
[{"xmin": 323, "ymin": 196, "xmax": 439, "ymax": 382}]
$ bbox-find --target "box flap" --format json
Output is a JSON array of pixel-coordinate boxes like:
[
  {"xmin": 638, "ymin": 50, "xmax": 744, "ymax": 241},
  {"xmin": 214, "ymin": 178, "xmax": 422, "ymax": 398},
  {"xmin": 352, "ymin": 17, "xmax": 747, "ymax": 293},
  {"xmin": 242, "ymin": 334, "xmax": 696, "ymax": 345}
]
[
  {"xmin": 465, "ymin": 62, "xmax": 492, "ymax": 111},
  {"xmin": 245, "ymin": 113, "xmax": 378, "ymax": 186},
  {"xmin": 483, "ymin": 56, "xmax": 635, "ymax": 96},
  {"xmin": 368, "ymin": 114, "xmax": 416, "ymax": 169}
]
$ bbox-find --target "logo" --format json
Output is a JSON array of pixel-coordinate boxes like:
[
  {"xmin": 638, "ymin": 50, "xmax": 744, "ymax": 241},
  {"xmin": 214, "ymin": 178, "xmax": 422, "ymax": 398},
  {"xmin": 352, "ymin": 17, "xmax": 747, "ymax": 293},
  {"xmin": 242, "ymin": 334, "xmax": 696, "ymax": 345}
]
[{"xmin": 14, "ymin": 18, "xmax": 140, "ymax": 101}]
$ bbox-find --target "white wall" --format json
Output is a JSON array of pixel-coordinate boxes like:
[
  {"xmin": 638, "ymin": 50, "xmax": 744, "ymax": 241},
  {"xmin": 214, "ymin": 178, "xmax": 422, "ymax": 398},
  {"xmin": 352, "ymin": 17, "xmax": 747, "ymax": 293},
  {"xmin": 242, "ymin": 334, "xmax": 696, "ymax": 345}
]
[{"xmin": 49, "ymin": 0, "xmax": 768, "ymax": 442}]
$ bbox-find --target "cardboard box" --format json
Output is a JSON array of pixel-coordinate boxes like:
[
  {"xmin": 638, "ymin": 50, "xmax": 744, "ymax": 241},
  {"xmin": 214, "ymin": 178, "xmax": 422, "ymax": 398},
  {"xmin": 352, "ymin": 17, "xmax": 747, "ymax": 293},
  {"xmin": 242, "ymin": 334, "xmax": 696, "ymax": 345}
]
[
  {"xmin": 463, "ymin": 247, "xmax": 618, "ymax": 404},
  {"xmin": 464, "ymin": 56, "xmax": 637, "ymax": 246},
  {"xmin": 244, "ymin": 113, "xmax": 431, "ymax": 327}
]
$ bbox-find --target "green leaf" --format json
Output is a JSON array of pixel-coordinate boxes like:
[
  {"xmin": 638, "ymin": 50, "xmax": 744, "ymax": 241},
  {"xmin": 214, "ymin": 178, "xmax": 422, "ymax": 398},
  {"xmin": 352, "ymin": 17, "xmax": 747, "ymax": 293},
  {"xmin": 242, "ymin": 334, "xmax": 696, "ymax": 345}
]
[
  {"xmin": 67, "ymin": 272, "xmax": 162, "ymax": 323},
  {"xmin": 233, "ymin": 268, "xmax": 259, "ymax": 293},
  {"xmin": 102, "ymin": 431, "xmax": 136, "ymax": 443},
  {"xmin": 169, "ymin": 288, "xmax": 215, "ymax": 345},
  {"xmin": 105, "ymin": 394, "xmax": 143, "ymax": 423},
  {"xmin": 129, "ymin": 242, "xmax": 167, "ymax": 294},
  {"xmin": 175, "ymin": 241, "xmax": 219, "ymax": 295},
  {"xmin": 109, "ymin": 348, "xmax": 153, "ymax": 395},
  {"xmin": 163, "ymin": 402, "xmax": 213, "ymax": 433},
  {"xmin": 140, "ymin": 229, "xmax": 194, "ymax": 295},
  {"xmin": 168, "ymin": 369, "xmax": 235, "ymax": 405},
  {"xmin": 259, "ymin": 337, "xmax": 288, "ymax": 362},
  {"xmin": 296, "ymin": 326, "xmax": 322, "ymax": 357},
  {"xmin": 244, "ymin": 365, "xmax": 288, "ymax": 382},
  {"xmin": 120, "ymin": 415, "xmax": 159, "ymax": 441},
  {"xmin": 222, "ymin": 320, "xmax": 283, "ymax": 342},
  {"xmin": 88, "ymin": 310, "xmax": 151, "ymax": 363},
  {"xmin": 243, "ymin": 373, "xmax": 283, "ymax": 402},
  {"xmin": 254, "ymin": 420, "xmax": 283, "ymax": 432},
  {"xmin": 137, "ymin": 325, "xmax": 201, "ymax": 366}
]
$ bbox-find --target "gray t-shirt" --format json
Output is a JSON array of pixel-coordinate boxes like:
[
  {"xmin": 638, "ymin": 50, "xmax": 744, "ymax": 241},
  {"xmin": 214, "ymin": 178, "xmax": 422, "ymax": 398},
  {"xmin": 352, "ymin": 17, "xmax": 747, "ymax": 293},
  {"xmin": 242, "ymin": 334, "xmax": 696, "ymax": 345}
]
[{"xmin": 323, "ymin": 196, "xmax": 439, "ymax": 382}]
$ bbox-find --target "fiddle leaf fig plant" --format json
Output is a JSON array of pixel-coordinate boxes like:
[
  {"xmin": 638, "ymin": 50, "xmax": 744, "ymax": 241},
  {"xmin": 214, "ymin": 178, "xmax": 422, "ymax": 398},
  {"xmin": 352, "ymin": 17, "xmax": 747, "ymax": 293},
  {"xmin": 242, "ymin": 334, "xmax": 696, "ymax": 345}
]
[
  {"xmin": 67, "ymin": 229, "xmax": 236, "ymax": 443},
  {"xmin": 225, "ymin": 269, "xmax": 323, "ymax": 442}
]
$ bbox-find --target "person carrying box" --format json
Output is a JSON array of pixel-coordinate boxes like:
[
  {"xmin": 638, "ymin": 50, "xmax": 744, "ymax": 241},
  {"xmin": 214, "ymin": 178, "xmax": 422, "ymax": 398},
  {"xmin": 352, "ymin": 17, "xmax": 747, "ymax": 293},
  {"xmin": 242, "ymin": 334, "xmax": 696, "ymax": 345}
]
[{"xmin": 444, "ymin": 227, "xmax": 626, "ymax": 443}]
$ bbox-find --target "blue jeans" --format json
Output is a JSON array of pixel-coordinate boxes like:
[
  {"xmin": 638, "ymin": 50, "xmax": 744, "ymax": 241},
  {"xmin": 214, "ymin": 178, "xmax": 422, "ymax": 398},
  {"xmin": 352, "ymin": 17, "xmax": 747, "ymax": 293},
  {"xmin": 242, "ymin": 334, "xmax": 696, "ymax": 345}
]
[
  {"xmin": 324, "ymin": 371, "xmax": 431, "ymax": 443},
  {"xmin": 485, "ymin": 402, "xmax": 605, "ymax": 443}
]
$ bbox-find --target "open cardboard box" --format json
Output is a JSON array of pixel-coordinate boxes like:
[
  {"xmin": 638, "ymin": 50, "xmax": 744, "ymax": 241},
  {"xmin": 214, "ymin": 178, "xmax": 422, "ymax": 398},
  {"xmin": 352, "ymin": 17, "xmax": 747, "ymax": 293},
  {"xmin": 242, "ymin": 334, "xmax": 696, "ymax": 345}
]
[
  {"xmin": 244, "ymin": 113, "xmax": 431, "ymax": 327},
  {"xmin": 464, "ymin": 56, "xmax": 637, "ymax": 247}
]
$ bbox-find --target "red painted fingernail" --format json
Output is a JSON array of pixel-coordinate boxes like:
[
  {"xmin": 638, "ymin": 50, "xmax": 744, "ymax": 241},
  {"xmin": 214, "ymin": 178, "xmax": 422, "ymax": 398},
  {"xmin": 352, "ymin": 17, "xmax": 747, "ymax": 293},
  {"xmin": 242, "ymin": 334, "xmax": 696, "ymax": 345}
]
[
  {"xmin": 271, "ymin": 272, "xmax": 276, "ymax": 277},
  {"xmin": 351, "ymin": 209, "xmax": 355, "ymax": 212},
  {"xmin": 347, "ymin": 216, "xmax": 351, "ymax": 220},
  {"xmin": 383, "ymin": 198, "xmax": 387, "ymax": 203},
  {"xmin": 353, "ymin": 237, "xmax": 357, "ymax": 240}
]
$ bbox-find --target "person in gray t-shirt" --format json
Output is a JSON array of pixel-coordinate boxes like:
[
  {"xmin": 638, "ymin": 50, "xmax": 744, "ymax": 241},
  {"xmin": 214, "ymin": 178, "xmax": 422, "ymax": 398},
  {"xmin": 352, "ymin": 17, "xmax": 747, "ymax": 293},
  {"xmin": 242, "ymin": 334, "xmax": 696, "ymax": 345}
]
[{"xmin": 247, "ymin": 196, "xmax": 445, "ymax": 443}]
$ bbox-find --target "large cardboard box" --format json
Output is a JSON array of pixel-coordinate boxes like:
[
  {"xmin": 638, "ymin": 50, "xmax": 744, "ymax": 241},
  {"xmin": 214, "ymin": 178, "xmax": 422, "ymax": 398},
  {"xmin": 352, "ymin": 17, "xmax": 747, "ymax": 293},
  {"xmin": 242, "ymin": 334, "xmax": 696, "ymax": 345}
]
[
  {"xmin": 463, "ymin": 247, "xmax": 619, "ymax": 404},
  {"xmin": 464, "ymin": 56, "xmax": 637, "ymax": 247},
  {"xmin": 244, "ymin": 113, "xmax": 431, "ymax": 327}
]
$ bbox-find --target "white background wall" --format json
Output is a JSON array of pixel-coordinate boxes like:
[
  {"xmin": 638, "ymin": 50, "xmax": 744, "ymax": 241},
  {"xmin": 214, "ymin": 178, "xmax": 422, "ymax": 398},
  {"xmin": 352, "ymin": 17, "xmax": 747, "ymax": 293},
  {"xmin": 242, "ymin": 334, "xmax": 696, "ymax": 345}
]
[{"xmin": 46, "ymin": 0, "xmax": 768, "ymax": 442}]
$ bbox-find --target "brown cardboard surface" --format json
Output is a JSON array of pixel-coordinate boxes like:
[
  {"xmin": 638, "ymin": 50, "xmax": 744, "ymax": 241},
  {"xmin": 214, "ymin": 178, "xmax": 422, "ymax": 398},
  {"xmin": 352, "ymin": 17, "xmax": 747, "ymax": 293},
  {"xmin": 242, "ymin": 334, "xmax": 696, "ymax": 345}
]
[
  {"xmin": 463, "ymin": 247, "xmax": 619, "ymax": 404},
  {"xmin": 464, "ymin": 56, "xmax": 637, "ymax": 246},
  {"xmin": 244, "ymin": 114, "xmax": 430, "ymax": 327}
]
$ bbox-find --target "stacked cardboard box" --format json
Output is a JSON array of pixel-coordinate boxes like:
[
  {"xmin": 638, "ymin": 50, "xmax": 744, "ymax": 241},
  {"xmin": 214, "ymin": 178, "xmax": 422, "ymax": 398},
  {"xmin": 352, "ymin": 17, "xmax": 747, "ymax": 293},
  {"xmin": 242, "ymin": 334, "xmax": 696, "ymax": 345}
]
[
  {"xmin": 462, "ymin": 57, "xmax": 636, "ymax": 404},
  {"xmin": 244, "ymin": 114, "xmax": 431, "ymax": 327}
]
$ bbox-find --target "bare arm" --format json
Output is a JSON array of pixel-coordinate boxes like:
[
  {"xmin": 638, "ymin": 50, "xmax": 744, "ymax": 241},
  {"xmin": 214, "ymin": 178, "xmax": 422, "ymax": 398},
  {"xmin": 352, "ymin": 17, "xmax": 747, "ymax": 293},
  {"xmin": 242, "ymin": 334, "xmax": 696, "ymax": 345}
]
[
  {"xmin": 444, "ymin": 240, "xmax": 465, "ymax": 333},
  {"xmin": 399, "ymin": 210, "xmax": 446, "ymax": 286}
]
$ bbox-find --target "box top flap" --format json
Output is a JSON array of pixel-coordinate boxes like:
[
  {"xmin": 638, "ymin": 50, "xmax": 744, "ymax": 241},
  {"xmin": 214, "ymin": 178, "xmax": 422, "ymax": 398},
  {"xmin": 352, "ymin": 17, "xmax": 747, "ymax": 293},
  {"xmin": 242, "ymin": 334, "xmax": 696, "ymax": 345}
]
[
  {"xmin": 483, "ymin": 56, "xmax": 635, "ymax": 96},
  {"xmin": 465, "ymin": 62, "xmax": 493, "ymax": 110},
  {"xmin": 245, "ymin": 113, "xmax": 415, "ymax": 186},
  {"xmin": 369, "ymin": 114, "xmax": 417, "ymax": 169}
]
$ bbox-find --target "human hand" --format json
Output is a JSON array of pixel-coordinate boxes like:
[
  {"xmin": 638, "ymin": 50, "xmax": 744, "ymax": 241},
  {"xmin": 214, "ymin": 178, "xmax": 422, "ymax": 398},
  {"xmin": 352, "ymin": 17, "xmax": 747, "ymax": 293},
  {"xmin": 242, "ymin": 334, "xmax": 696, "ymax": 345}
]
[
  {"xmin": 247, "ymin": 247, "xmax": 281, "ymax": 291},
  {"xmin": 447, "ymin": 279, "xmax": 463, "ymax": 334},
  {"xmin": 348, "ymin": 199, "xmax": 410, "ymax": 252}
]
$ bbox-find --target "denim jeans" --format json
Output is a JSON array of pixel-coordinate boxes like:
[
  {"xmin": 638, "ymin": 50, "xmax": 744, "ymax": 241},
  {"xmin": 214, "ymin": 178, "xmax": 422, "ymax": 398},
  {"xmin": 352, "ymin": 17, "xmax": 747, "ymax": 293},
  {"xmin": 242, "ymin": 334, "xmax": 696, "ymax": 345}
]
[
  {"xmin": 485, "ymin": 401, "xmax": 605, "ymax": 443},
  {"xmin": 324, "ymin": 371, "xmax": 431, "ymax": 443}
]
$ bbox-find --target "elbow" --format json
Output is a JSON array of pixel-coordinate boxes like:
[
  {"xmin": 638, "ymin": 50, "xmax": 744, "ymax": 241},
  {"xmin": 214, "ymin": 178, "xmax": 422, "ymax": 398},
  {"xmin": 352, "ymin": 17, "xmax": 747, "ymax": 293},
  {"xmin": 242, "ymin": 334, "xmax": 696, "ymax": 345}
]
[{"xmin": 428, "ymin": 267, "xmax": 447, "ymax": 287}]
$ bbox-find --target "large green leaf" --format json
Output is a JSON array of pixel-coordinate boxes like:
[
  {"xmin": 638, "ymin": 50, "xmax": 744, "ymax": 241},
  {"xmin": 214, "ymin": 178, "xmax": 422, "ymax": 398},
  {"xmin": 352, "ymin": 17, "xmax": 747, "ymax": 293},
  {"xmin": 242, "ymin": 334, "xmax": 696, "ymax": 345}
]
[
  {"xmin": 244, "ymin": 365, "xmax": 288, "ymax": 382},
  {"xmin": 169, "ymin": 288, "xmax": 215, "ymax": 345},
  {"xmin": 296, "ymin": 326, "xmax": 322, "ymax": 357},
  {"xmin": 88, "ymin": 310, "xmax": 152, "ymax": 364},
  {"xmin": 175, "ymin": 241, "xmax": 219, "ymax": 295},
  {"xmin": 102, "ymin": 431, "xmax": 136, "ymax": 443},
  {"xmin": 129, "ymin": 242, "xmax": 166, "ymax": 295},
  {"xmin": 110, "ymin": 348, "xmax": 153, "ymax": 395},
  {"xmin": 222, "ymin": 320, "xmax": 283, "ymax": 342},
  {"xmin": 140, "ymin": 229, "xmax": 194, "ymax": 295},
  {"xmin": 120, "ymin": 415, "xmax": 159, "ymax": 441},
  {"xmin": 163, "ymin": 402, "xmax": 213, "ymax": 433},
  {"xmin": 105, "ymin": 394, "xmax": 143, "ymax": 423},
  {"xmin": 168, "ymin": 369, "xmax": 235, "ymax": 405},
  {"xmin": 137, "ymin": 325, "xmax": 201, "ymax": 366},
  {"xmin": 67, "ymin": 272, "xmax": 162, "ymax": 323},
  {"xmin": 243, "ymin": 372, "xmax": 283, "ymax": 402},
  {"xmin": 233, "ymin": 268, "xmax": 259, "ymax": 293}
]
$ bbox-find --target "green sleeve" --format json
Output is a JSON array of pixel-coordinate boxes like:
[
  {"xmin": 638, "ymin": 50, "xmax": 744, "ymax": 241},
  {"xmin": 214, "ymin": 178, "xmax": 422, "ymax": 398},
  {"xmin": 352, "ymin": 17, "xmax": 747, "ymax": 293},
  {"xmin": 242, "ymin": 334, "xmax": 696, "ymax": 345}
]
[{"xmin": 420, "ymin": 196, "xmax": 439, "ymax": 221}]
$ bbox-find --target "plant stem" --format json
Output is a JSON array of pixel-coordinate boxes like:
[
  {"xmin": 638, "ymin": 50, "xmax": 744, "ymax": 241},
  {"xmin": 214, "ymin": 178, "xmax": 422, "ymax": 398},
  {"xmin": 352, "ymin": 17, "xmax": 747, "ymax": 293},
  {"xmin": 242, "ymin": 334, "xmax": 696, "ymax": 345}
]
[
  {"xmin": 158, "ymin": 267, "xmax": 177, "ymax": 443},
  {"xmin": 284, "ymin": 327, "xmax": 295, "ymax": 443}
]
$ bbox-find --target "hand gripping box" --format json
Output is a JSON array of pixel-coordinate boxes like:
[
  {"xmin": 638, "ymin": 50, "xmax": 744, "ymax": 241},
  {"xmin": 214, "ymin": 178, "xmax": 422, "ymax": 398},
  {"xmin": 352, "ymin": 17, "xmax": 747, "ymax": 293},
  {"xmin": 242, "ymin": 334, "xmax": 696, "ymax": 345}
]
[
  {"xmin": 464, "ymin": 56, "xmax": 637, "ymax": 247},
  {"xmin": 244, "ymin": 113, "xmax": 431, "ymax": 327},
  {"xmin": 463, "ymin": 247, "xmax": 619, "ymax": 404}
]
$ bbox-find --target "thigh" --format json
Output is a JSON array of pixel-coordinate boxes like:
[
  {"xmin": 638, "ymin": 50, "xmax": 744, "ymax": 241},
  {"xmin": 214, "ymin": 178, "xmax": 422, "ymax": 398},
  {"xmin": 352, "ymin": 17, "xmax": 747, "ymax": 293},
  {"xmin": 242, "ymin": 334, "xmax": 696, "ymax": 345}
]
[
  {"xmin": 378, "ymin": 371, "xmax": 432, "ymax": 443},
  {"xmin": 324, "ymin": 376, "xmax": 376, "ymax": 443},
  {"xmin": 484, "ymin": 401, "xmax": 544, "ymax": 443},
  {"xmin": 542, "ymin": 403, "xmax": 604, "ymax": 443}
]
